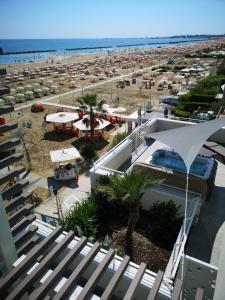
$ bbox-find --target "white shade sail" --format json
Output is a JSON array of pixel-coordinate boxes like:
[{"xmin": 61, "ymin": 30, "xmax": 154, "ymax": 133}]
[
  {"xmin": 73, "ymin": 118, "xmax": 110, "ymax": 131},
  {"xmin": 149, "ymin": 118, "xmax": 225, "ymax": 172},
  {"xmin": 50, "ymin": 147, "xmax": 80, "ymax": 163},
  {"xmin": 46, "ymin": 112, "xmax": 79, "ymax": 124}
]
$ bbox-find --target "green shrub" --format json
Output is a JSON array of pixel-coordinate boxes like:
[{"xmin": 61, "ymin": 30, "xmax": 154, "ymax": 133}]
[
  {"xmin": 149, "ymin": 200, "xmax": 181, "ymax": 222},
  {"xmin": 217, "ymin": 59, "xmax": 225, "ymax": 76},
  {"xmin": 64, "ymin": 194, "xmax": 97, "ymax": 237},
  {"xmin": 211, "ymin": 99, "xmax": 225, "ymax": 113},
  {"xmin": 80, "ymin": 144, "xmax": 96, "ymax": 160},
  {"xmin": 174, "ymin": 109, "xmax": 190, "ymax": 118},
  {"xmin": 112, "ymin": 132, "xmax": 129, "ymax": 147},
  {"xmin": 148, "ymin": 200, "xmax": 182, "ymax": 249},
  {"xmin": 177, "ymin": 102, "xmax": 211, "ymax": 112}
]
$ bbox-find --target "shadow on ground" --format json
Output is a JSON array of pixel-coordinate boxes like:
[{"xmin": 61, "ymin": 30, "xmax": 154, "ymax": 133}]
[
  {"xmin": 71, "ymin": 136, "xmax": 109, "ymax": 151},
  {"xmin": 43, "ymin": 131, "xmax": 74, "ymax": 142},
  {"xmin": 47, "ymin": 176, "xmax": 78, "ymax": 192}
]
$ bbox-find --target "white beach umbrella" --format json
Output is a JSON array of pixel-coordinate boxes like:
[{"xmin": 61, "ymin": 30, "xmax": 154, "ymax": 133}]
[
  {"xmin": 42, "ymin": 87, "xmax": 50, "ymax": 95},
  {"xmin": 46, "ymin": 112, "xmax": 79, "ymax": 124},
  {"xmin": 5, "ymin": 95, "xmax": 15, "ymax": 102},
  {"xmin": 16, "ymin": 93, "xmax": 25, "ymax": 101},
  {"xmin": 113, "ymin": 107, "xmax": 127, "ymax": 113},
  {"xmin": 73, "ymin": 118, "xmax": 110, "ymax": 131},
  {"xmin": 10, "ymin": 88, "xmax": 16, "ymax": 95},
  {"xmin": 50, "ymin": 147, "xmax": 80, "ymax": 163},
  {"xmin": 16, "ymin": 87, "xmax": 24, "ymax": 93}
]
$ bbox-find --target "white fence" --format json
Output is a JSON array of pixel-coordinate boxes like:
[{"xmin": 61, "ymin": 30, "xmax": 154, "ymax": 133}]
[{"xmin": 165, "ymin": 196, "xmax": 200, "ymax": 279}]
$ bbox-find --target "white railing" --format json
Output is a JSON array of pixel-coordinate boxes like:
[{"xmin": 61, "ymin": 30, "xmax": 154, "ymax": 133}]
[
  {"xmin": 92, "ymin": 120, "xmax": 150, "ymax": 171},
  {"xmin": 97, "ymin": 166, "xmax": 125, "ymax": 175},
  {"xmin": 165, "ymin": 196, "xmax": 200, "ymax": 279},
  {"xmin": 92, "ymin": 113, "xmax": 206, "ymax": 175}
]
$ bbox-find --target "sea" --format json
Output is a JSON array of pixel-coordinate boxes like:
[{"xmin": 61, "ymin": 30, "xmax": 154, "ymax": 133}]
[{"xmin": 0, "ymin": 37, "xmax": 211, "ymax": 64}]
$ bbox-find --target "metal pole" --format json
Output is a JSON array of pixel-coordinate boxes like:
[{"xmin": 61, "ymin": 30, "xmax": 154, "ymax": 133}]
[{"xmin": 180, "ymin": 171, "xmax": 189, "ymax": 299}]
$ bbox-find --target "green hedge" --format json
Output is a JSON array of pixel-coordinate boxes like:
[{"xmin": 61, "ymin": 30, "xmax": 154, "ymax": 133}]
[
  {"xmin": 174, "ymin": 109, "xmax": 190, "ymax": 118},
  {"xmin": 178, "ymin": 102, "xmax": 211, "ymax": 112},
  {"xmin": 180, "ymin": 94, "xmax": 216, "ymax": 103},
  {"xmin": 217, "ymin": 59, "xmax": 225, "ymax": 76}
]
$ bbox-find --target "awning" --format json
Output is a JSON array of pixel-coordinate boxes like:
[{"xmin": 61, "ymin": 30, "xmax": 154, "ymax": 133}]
[
  {"xmin": 149, "ymin": 118, "xmax": 225, "ymax": 172},
  {"xmin": 50, "ymin": 147, "xmax": 80, "ymax": 163}
]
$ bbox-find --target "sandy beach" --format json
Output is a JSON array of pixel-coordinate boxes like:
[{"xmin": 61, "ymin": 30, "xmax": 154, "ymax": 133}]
[{"xmin": 0, "ymin": 38, "xmax": 225, "ymax": 177}]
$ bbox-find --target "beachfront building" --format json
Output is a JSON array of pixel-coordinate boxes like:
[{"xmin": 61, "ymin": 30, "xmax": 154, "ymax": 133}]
[{"xmin": 90, "ymin": 115, "xmax": 225, "ymax": 299}]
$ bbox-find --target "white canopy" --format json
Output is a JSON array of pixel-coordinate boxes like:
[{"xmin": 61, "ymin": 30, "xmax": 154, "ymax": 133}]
[
  {"xmin": 73, "ymin": 118, "xmax": 110, "ymax": 131},
  {"xmin": 50, "ymin": 147, "xmax": 80, "ymax": 163},
  {"xmin": 113, "ymin": 107, "xmax": 127, "ymax": 113},
  {"xmin": 150, "ymin": 118, "xmax": 225, "ymax": 172},
  {"xmin": 46, "ymin": 112, "xmax": 79, "ymax": 124}
]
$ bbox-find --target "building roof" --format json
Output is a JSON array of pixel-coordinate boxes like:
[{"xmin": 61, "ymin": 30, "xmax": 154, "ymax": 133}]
[{"xmin": 0, "ymin": 219, "xmax": 181, "ymax": 300}]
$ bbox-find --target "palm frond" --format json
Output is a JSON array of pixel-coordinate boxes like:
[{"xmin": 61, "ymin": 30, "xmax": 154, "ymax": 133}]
[{"xmin": 99, "ymin": 170, "xmax": 161, "ymax": 206}]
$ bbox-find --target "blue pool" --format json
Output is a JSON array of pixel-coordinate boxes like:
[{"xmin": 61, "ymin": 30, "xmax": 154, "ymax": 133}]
[{"xmin": 149, "ymin": 149, "xmax": 214, "ymax": 179}]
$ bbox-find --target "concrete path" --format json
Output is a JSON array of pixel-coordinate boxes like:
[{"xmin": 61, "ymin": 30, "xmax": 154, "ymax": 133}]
[
  {"xmin": 185, "ymin": 160, "xmax": 225, "ymax": 264},
  {"xmin": 25, "ymin": 171, "xmax": 91, "ymax": 194}
]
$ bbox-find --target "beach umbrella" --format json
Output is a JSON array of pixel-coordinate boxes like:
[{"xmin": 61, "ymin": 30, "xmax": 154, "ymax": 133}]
[
  {"xmin": 34, "ymin": 89, "xmax": 43, "ymax": 98},
  {"xmin": 47, "ymin": 80, "xmax": 53, "ymax": 87},
  {"xmin": 25, "ymin": 91, "xmax": 34, "ymax": 100},
  {"xmin": 73, "ymin": 118, "xmax": 110, "ymax": 131},
  {"xmin": 46, "ymin": 112, "xmax": 79, "ymax": 123},
  {"xmin": 25, "ymin": 84, "xmax": 33, "ymax": 91},
  {"xmin": 16, "ymin": 93, "xmax": 25, "ymax": 101},
  {"xmin": 16, "ymin": 86, "xmax": 24, "ymax": 93},
  {"xmin": 69, "ymin": 81, "xmax": 77, "ymax": 89},
  {"xmin": 50, "ymin": 147, "xmax": 81, "ymax": 163},
  {"xmin": 113, "ymin": 107, "xmax": 127, "ymax": 113},
  {"xmin": 59, "ymin": 77, "xmax": 65, "ymax": 85},
  {"xmin": 4, "ymin": 95, "xmax": 15, "ymax": 102},
  {"xmin": 33, "ymin": 83, "xmax": 40, "ymax": 89},
  {"xmin": 39, "ymin": 78, "xmax": 45, "ymax": 84},
  {"xmin": 50, "ymin": 85, "xmax": 58, "ymax": 94},
  {"xmin": 42, "ymin": 87, "xmax": 50, "ymax": 96},
  {"xmin": 10, "ymin": 89, "xmax": 16, "ymax": 95}
]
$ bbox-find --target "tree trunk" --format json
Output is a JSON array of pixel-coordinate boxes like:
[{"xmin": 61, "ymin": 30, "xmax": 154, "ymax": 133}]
[
  {"xmin": 90, "ymin": 108, "xmax": 95, "ymax": 143},
  {"xmin": 126, "ymin": 205, "xmax": 139, "ymax": 242}
]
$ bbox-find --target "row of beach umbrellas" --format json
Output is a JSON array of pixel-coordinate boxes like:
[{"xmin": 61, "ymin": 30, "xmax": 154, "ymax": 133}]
[{"xmin": 46, "ymin": 108, "xmax": 126, "ymax": 131}]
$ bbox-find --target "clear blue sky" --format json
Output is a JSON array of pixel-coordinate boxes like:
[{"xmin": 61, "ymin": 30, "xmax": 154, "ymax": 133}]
[{"xmin": 0, "ymin": 0, "xmax": 225, "ymax": 39}]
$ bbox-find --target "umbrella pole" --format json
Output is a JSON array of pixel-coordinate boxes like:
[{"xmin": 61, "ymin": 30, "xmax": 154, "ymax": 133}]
[{"xmin": 180, "ymin": 171, "xmax": 189, "ymax": 298}]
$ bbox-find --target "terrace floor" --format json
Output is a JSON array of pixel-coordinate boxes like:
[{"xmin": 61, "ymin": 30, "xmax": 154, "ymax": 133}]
[{"xmin": 185, "ymin": 160, "xmax": 225, "ymax": 265}]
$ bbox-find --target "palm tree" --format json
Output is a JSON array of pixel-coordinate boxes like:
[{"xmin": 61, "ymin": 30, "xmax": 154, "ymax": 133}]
[
  {"xmin": 100, "ymin": 170, "xmax": 161, "ymax": 242},
  {"xmin": 77, "ymin": 94, "xmax": 105, "ymax": 142}
]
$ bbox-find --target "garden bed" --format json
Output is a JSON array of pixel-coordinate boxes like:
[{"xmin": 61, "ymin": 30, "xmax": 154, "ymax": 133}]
[{"xmin": 64, "ymin": 193, "xmax": 182, "ymax": 272}]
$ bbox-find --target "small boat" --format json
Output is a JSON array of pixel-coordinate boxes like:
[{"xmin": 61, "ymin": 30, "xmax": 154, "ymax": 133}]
[{"xmin": 50, "ymin": 148, "xmax": 80, "ymax": 181}]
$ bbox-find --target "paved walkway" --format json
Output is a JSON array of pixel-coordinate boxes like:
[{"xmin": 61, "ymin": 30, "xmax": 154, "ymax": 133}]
[
  {"xmin": 25, "ymin": 171, "xmax": 91, "ymax": 194},
  {"xmin": 185, "ymin": 160, "xmax": 225, "ymax": 264}
]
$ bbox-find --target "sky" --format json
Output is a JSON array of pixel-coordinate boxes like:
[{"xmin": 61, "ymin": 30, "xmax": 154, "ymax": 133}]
[{"xmin": 0, "ymin": 0, "xmax": 225, "ymax": 39}]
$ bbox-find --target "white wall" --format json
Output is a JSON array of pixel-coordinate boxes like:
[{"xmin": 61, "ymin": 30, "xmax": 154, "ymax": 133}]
[
  {"xmin": 140, "ymin": 185, "xmax": 201, "ymax": 219},
  {"xmin": 177, "ymin": 255, "xmax": 218, "ymax": 300}
]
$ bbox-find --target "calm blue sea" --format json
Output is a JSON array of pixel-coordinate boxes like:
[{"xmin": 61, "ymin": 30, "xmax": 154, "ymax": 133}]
[{"xmin": 0, "ymin": 37, "xmax": 207, "ymax": 64}]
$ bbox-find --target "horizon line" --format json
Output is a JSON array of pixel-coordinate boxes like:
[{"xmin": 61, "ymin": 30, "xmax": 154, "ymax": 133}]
[{"xmin": 0, "ymin": 33, "xmax": 225, "ymax": 40}]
